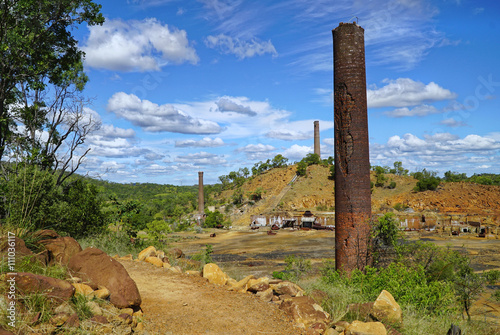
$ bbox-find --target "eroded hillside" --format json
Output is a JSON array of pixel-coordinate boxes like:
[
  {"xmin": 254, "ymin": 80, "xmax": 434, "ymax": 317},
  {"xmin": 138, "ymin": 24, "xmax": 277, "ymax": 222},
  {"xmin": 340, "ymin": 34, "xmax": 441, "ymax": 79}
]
[{"xmin": 217, "ymin": 164, "xmax": 500, "ymax": 227}]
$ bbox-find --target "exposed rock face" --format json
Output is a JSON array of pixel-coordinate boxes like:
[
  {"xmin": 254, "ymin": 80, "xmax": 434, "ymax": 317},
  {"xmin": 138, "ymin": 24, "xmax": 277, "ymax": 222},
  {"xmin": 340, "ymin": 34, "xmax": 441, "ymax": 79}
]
[
  {"xmin": 345, "ymin": 320, "xmax": 387, "ymax": 335},
  {"xmin": 40, "ymin": 237, "xmax": 82, "ymax": 265},
  {"xmin": 138, "ymin": 246, "xmax": 156, "ymax": 261},
  {"xmin": 247, "ymin": 277, "xmax": 270, "ymax": 292},
  {"xmin": 144, "ymin": 256, "xmax": 163, "ymax": 268},
  {"xmin": 68, "ymin": 247, "xmax": 141, "ymax": 309},
  {"xmin": 271, "ymin": 281, "xmax": 304, "ymax": 297},
  {"xmin": 372, "ymin": 290, "xmax": 402, "ymax": 324},
  {"xmin": 13, "ymin": 272, "xmax": 75, "ymax": 303},
  {"xmin": 203, "ymin": 263, "xmax": 228, "ymax": 286},
  {"xmin": 279, "ymin": 296, "xmax": 330, "ymax": 330}
]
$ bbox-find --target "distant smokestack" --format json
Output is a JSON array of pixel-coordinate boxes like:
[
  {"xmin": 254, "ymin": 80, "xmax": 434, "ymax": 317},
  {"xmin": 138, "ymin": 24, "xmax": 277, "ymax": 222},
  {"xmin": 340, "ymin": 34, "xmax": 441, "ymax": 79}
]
[
  {"xmin": 198, "ymin": 171, "xmax": 204, "ymax": 214},
  {"xmin": 333, "ymin": 22, "xmax": 371, "ymax": 273},
  {"xmin": 314, "ymin": 120, "xmax": 321, "ymax": 158}
]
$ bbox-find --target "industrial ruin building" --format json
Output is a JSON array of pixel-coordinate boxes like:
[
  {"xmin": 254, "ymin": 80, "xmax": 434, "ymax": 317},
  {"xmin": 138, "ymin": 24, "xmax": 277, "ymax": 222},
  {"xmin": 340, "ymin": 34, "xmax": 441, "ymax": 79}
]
[{"xmin": 333, "ymin": 22, "xmax": 372, "ymax": 273}]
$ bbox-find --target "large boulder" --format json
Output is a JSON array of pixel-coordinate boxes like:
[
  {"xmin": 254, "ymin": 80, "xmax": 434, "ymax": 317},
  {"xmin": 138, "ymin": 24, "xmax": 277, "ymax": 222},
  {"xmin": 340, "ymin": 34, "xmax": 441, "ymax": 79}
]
[
  {"xmin": 247, "ymin": 277, "xmax": 270, "ymax": 292},
  {"xmin": 40, "ymin": 237, "xmax": 82, "ymax": 265},
  {"xmin": 279, "ymin": 296, "xmax": 330, "ymax": 330},
  {"xmin": 345, "ymin": 321, "xmax": 387, "ymax": 335},
  {"xmin": 0, "ymin": 236, "xmax": 34, "ymax": 258},
  {"xmin": 372, "ymin": 290, "xmax": 402, "ymax": 325},
  {"xmin": 203, "ymin": 263, "xmax": 228, "ymax": 286},
  {"xmin": 138, "ymin": 246, "xmax": 156, "ymax": 261},
  {"xmin": 13, "ymin": 273, "xmax": 75, "ymax": 303},
  {"xmin": 68, "ymin": 247, "xmax": 141, "ymax": 309}
]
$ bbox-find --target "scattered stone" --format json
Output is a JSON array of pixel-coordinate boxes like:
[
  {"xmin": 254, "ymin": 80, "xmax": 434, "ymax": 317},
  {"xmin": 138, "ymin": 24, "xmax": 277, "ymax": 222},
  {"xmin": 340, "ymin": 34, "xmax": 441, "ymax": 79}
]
[
  {"xmin": 144, "ymin": 256, "xmax": 163, "ymax": 268},
  {"xmin": 68, "ymin": 247, "xmax": 141, "ymax": 309},
  {"xmin": 119, "ymin": 313, "xmax": 133, "ymax": 325},
  {"xmin": 324, "ymin": 328, "xmax": 340, "ymax": 335},
  {"xmin": 333, "ymin": 320, "xmax": 350, "ymax": 333},
  {"xmin": 87, "ymin": 301, "xmax": 103, "ymax": 316},
  {"xmin": 256, "ymin": 288, "xmax": 274, "ymax": 302},
  {"xmin": 135, "ymin": 322, "xmax": 145, "ymax": 331},
  {"xmin": 55, "ymin": 302, "xmax": 76, "ymax": 315},
  {"xmin": 346, "ymin": 320, "xmax": 387, "ymax": 335},
  {"xmin": 138, "ymin": 246, "xmax": 156, "ymax": 261},
  {"xmin": 185, "ymin": 270, "xmax": 202, "ymax": 276},
  {"xmin": 50, "ymin": 313, "xmax": 71, "ymax": 326},
  {"xmin": 163, "ymin": 262, "xmax": 172, "ymax": 269},
  {"xmin": 156, "ymin": 250, "xmax": 165, "ymax": 259},
  {"xmin": 247, "ymin": 277, "xmax": 270, "ymax": 292},
  {"xmin": 120, "ymin": 308, "xmax": 134, "ymax": 316},
  {"xmin": 169, "ymin": 248, "xmax": 184, "ymax": 258},
  {"xmin": 271, "ymin": 281, "xmax": 304, "ymax": 297},
  {"xmin": 279, "ymin": 296, "xmax": 330, "ymax": 330},
  {"xmin": 203, "ymin": 263, "xmax": 229, "ymax": 286},
  {"xmin": 64, "ymin": 313, "xmax": 80, "ymax": 328},
  {"xmin": 34, "ymin": 229, "xmax": 60, "ymax": 240},
  {"xmin": 372, "ymin": 290, "xmax": 402, "ymax": 324},
  {"xmin": 40, "ymin": 236, "xmax": 82, "ymax": 265},
  {"xmin": 133, "ymin": 310, "xmax": 143, "ymax": 317},
  {"xmin": 90, "ymin": 315, "xmax": 109, "ymax": 324},
  {"xmin": 169, "ymin": 266, "xmax": 182, "ymax": 273},
  {"xmin": 14, "ymin": 272, "xmax": 75, "ymax": 303},
  {"xmin": 227, "ymin": 275, "xmax": 255, "ymax": 292},
  {"xmin": 93, "ymin": 286, "xmax": 111, "ymax": 300},
  {"xmin": 72, "ymin": 283, "xmax": 94, "ymax": 296}
]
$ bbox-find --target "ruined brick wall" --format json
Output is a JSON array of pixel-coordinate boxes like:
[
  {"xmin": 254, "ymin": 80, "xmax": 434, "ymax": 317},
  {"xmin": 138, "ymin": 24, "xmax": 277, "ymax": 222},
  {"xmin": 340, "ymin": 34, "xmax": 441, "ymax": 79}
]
[{"xmin": 333, "ymin": 23, "xmax": 372, "ymax": 272}]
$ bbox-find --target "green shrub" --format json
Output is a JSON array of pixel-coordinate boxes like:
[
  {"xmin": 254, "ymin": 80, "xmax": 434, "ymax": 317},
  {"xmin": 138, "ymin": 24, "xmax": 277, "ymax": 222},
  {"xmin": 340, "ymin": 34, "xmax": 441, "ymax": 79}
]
[
  {"xmin": 191, "ymin": 244, "xmax": 213, "ymax": 267},
  {"xmin": 275, "ymin": 255, "xmax": 312, "ymax": 281},
  {"xmin": 483, "ymin": 269, "xmax": 500, "ymax": 285}
]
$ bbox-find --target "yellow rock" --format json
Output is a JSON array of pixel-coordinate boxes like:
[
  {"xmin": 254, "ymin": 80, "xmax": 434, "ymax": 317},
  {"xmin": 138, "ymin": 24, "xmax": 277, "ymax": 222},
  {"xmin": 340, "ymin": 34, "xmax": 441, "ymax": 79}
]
[
  {"xmin": 185, "ymin": 270, "xmax": 202, "ymax": 276},
  {"xmin": 92, "ymin": 287, "xmax": 110, "ymax": 300},
  {"xmin": 346, "ymin": 321, "xmax": 386, "ymax": 335},
  {"xmin": 138, "ymin": 246, "xmax": 156, "ymax": 261},
  {"xmin": 203, "ymin": 263, "xmax": 229, "ymax": 286},
  {"xmin": 144, "ymin": 256, "xmax": 163, "ymax": 267},
  {"xmin": 120, "ymin": 308, "xmax": 134, "ymax": 316},
  {"xmin": 135, "ymin": 322, "xmax": 144, "ymax": 331},
  {"xmin": 72, "ymin": 283, "xmax": 94, "ymax": 296},
  {"xmin": 227, "ymin": 275, "xmax": 255, "ymax": 291},
  {"xmin": 163, "ymin": 262, "xmax": 172, "ymax": 269},
  {"xmin": 119, "ymin": 254, "xmax": 133, "ymax": 261},
  {"xmin": 156, "ymin": 250, "xmax": 165, "ymax": 259},
  {"xmin": 372, "ymin": 290, "xmax": 402, "ymax": 324}
]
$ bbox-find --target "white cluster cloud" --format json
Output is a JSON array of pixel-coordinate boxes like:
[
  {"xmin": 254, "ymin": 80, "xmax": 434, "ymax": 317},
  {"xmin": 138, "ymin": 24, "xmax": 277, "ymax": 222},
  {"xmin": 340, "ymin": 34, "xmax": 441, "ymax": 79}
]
[
  {"xmin": 175, "ymin": 137, "xmax": 225, "ymax": 148},
  {"xmin": 82, "ymin": 18, "xmax": 199, "ymax": 71},
  {"xmin": 367, "ymin": 78, "xmax": 457, "ymax": 108},
  {"xmin": 107, "ymin": 92, "xmax": 222, "ymax": 134},
  {"xmin": 384, "ymin": 105, "xmax": 440, "ymax": 118},
  {"xmin": 371, "ymin": 132, "xmax": 500, "ymax": 172},
  {"xmin": 175, "ymin": 152, "xmax": 227, "ymax": 165},
  {"xmin": 281, "ymin": 144, "xmax": 313, "ymax": 161},
  {"xmin": 205, "ymin": 34, "xmax": 277, "ymax": 59},
  {"xmin": 237, "ymin": 143, "xmax": 276, "ymax": 160},
  {"xmin": 439, "ymin": 118, "xmax": 468, "ymax": 128}
]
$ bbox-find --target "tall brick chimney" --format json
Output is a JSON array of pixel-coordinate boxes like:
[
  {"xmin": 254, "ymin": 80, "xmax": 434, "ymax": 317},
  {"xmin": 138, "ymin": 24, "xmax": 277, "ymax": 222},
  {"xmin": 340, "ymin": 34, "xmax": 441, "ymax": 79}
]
[
  {"xmin": 333, "ymin": 22, "xmax": 372, "ymax": 273},
  {"xmin": 314, "ymin": 120, "xmax": 321, "ymax": 158},
  {"xmin": 198, "ymin": 171, "xmax": 204, "ymax": 214}
]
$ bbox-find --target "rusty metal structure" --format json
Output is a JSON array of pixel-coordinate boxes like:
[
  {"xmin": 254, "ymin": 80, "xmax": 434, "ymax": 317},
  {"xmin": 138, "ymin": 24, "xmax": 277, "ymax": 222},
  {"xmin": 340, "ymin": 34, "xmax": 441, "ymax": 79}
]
[
  {"xmin": 198, "ymin": 171, "xmax": 204, "ymax": 215},
  {"xmin": 314, "ymin": 120, "xmax": 321, "ymax": 158},
  {"xmin": 333, "ymin": 22, "xmax": 372, "ymax": 273}
]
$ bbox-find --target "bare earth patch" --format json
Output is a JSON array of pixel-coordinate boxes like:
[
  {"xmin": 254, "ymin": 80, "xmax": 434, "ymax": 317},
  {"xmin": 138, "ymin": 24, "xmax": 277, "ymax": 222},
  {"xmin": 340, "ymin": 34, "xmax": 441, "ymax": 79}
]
[{"xmin": 119, "ymin": 259, "xmax": 304, "ymax": 335}]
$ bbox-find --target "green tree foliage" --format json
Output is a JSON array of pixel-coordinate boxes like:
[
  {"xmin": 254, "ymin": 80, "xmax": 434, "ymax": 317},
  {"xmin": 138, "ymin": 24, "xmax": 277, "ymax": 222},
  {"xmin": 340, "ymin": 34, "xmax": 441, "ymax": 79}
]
[
  {"xmin": 204, "ymin": 210, "xmax": 226, "ymax": 228},
  {"xmin": 232, "ymin": 187, "xmax": 244, "ymax": 205},
  {"xmin": 412, "ymin": 169, "xmax": 441, "ymax": 191},
  {"xmin": 296, "ymin": 153, "xmax": 321, "ymax": 176},
  {"xmin": 271, "ymin": 154, "xmax": 288, "ymax": 168},
  {"xmin": 372, "ymin": 166, "xmax": 387, "ymax": 187},
  {"xmin": 2, "ymin": 166, "xmax": 107, "ymax": 238},
  {"xmin": 444, "ymin": 171, "xmax": 468, "ymax": 182},
  {"xmin": 0, "ymin": 0, "xmax": 104, "ymax": 161},
  {"xmin": 390, "ymin": 161, "xmax": 409, "ymax": 176},
  {"xmin": 248, "ymin": 187, "xmax": 264, "ymax": 201},
  {"xmin": 328, "ymin": 164, "xmax": 335, "ymax": 180}
]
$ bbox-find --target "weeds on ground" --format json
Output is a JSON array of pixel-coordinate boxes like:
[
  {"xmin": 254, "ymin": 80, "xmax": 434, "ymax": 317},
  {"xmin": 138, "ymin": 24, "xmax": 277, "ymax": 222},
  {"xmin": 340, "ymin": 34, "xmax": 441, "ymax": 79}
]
[
  {"xmin": 78, "ymin": 230, "xmax": 167, "ymax": 258},
  {"xmin": 272, "ymin": 255, "xmax": 311, "ymax": 281},
  {"xmin": 70, "ymin": 294, "xmax": 93, "ymax": 321},
  {"xmin": 191, "ymin": 244, "xmax": 213, "ymax": 267}
]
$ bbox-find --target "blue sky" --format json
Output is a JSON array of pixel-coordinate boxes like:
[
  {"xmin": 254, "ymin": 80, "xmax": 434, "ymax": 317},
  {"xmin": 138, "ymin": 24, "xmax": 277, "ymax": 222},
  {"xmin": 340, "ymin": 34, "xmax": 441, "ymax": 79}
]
[{"xmin": 73, "ymin": 0, "xmax": 500, "ymax": 185}]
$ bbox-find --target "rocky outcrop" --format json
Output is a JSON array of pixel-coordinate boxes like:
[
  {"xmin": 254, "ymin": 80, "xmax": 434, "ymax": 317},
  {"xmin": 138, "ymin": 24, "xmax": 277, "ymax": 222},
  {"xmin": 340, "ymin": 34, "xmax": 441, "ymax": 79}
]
[
  {"xmin": 203, "ymin": 263, "xmax": 229, "ymax": 286},
  {"xmin": 372, "ymin": 290, "xmax": 402, "ymax": 325},
  {"xmin": 280, "ymin": 296, "xmax": 330, "ymax": 331},
  {"xmin": 345, "ymin": 321, "xmax": 387, "ymax": 335},
  {"xmin": 68, "ymin": 247, "xmax": 141, "ymax": 309},
  {"xmin": 13, "ymin": 272, "xmax": 75, "ymax": 303},
  {"xmin": 40, "ymin": 237, "xmax": 82, "ymax": 265}
]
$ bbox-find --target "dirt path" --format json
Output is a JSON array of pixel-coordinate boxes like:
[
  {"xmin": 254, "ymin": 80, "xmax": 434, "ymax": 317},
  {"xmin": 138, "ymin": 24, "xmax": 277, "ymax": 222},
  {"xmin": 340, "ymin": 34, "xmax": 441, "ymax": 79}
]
[{"xmin": 119, "ymin": 259, "xmax": 304, "ymax": 335}]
